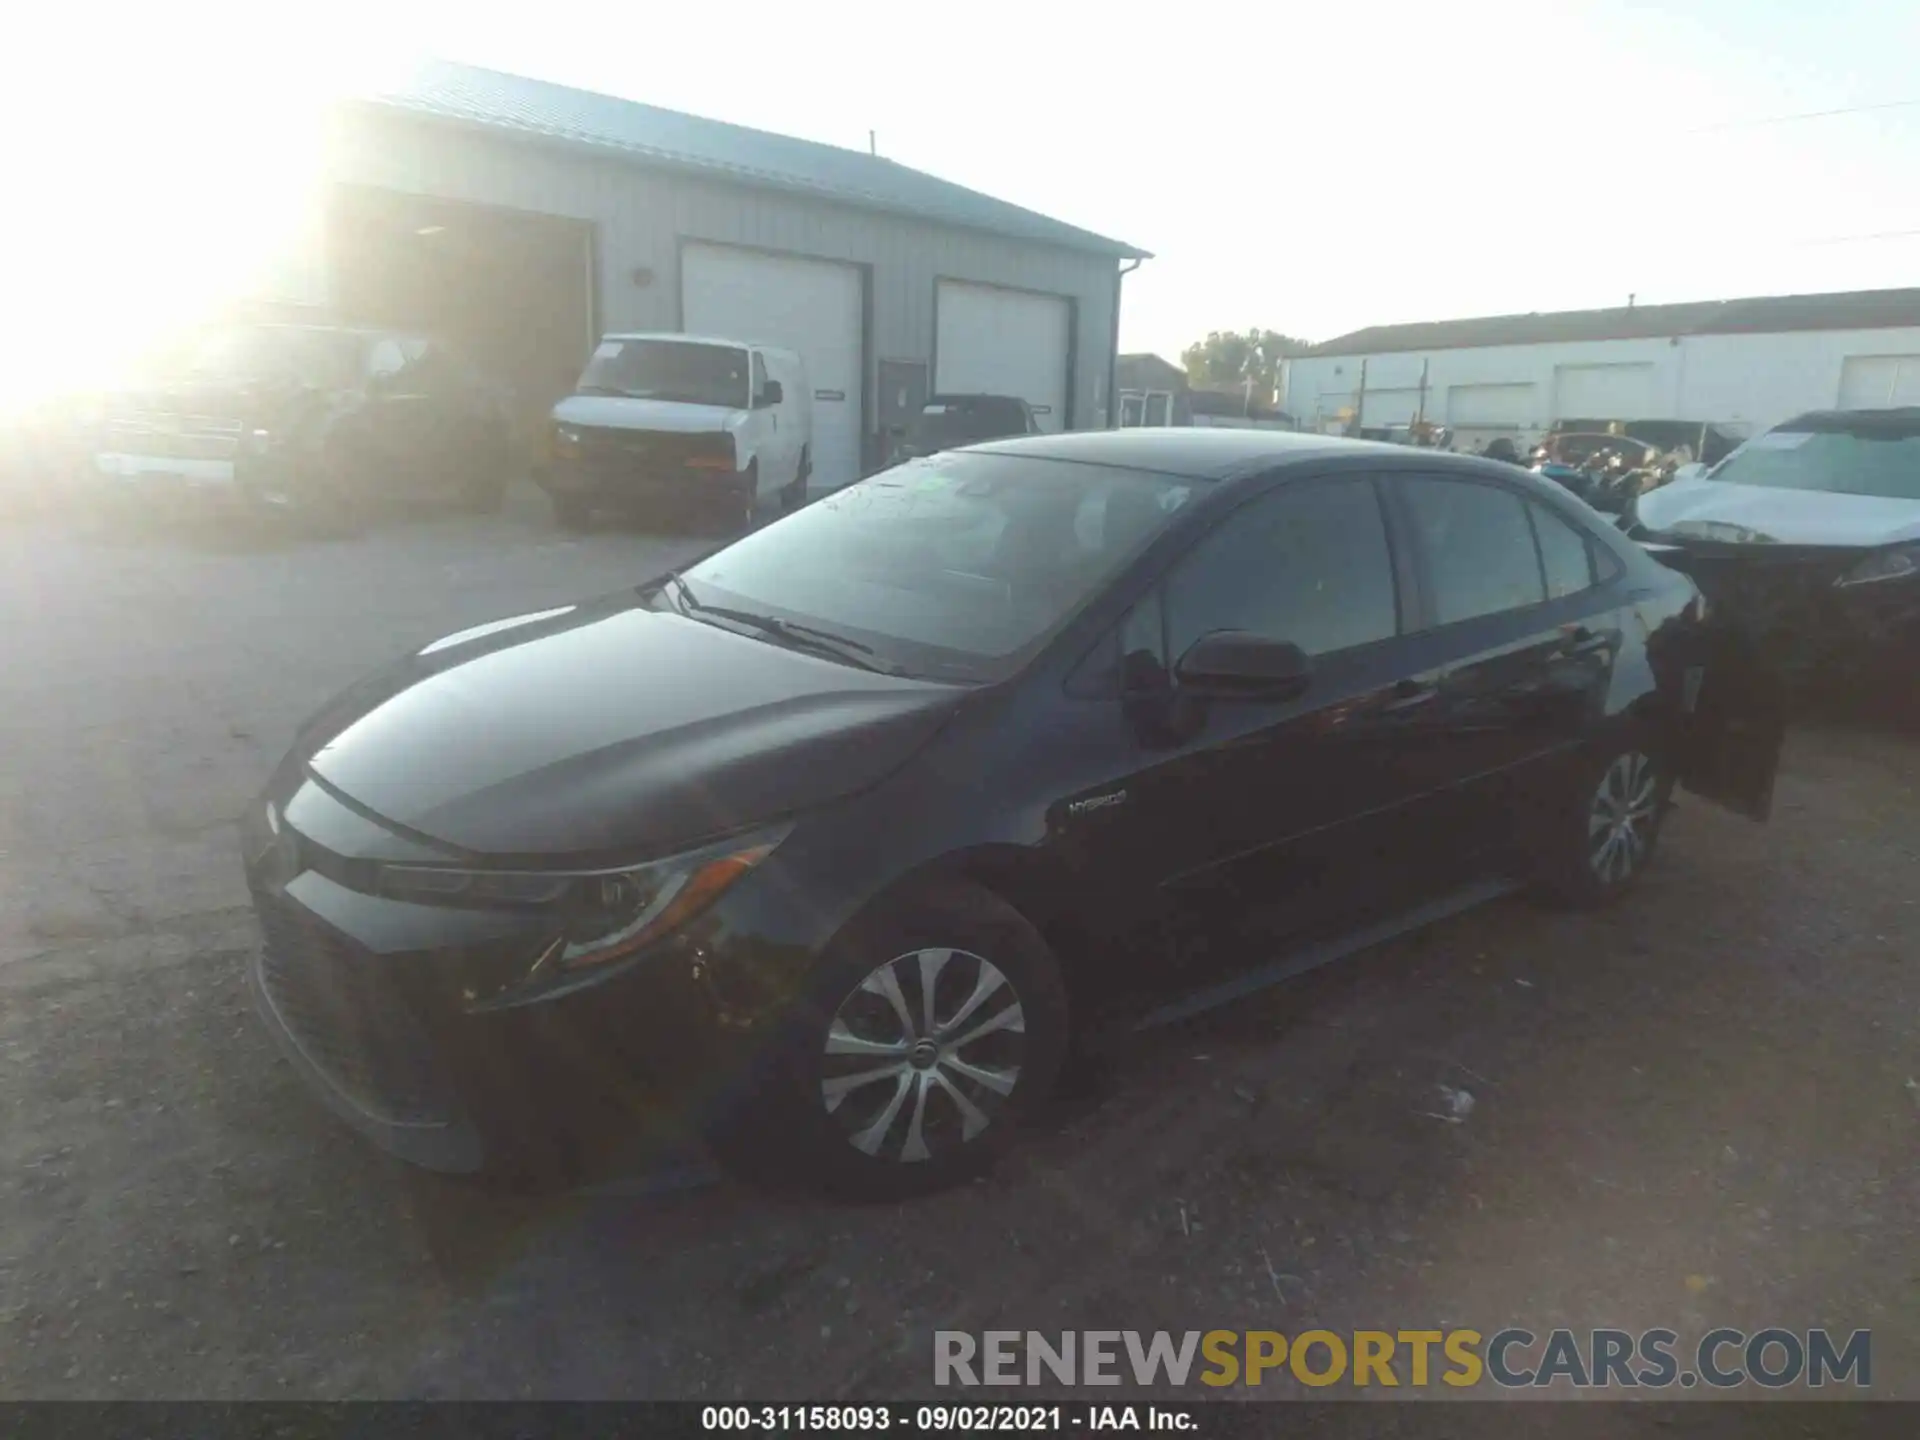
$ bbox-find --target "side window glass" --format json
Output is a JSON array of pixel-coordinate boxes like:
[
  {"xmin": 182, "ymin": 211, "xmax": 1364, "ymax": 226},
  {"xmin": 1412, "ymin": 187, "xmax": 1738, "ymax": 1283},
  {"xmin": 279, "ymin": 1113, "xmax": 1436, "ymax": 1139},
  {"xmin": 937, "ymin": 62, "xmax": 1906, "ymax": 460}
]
[
  {"xmin": 366, "ymin": 338, "xmax": 406, "ymax": 380},
  {"xmin": 1164, "ymin": 479, "xmax": 1397, "ymax": 660},
  {"xmin": 752, "ymin": 352, "xmax": 769, "ymax": 403},
  {"xmin": 1530, "ymin": 501, "xmax": 1598, "ymax": 599},
  {"xmin": 1401, "ymin": 479, "xmax": 1547, "ymax": 625}
]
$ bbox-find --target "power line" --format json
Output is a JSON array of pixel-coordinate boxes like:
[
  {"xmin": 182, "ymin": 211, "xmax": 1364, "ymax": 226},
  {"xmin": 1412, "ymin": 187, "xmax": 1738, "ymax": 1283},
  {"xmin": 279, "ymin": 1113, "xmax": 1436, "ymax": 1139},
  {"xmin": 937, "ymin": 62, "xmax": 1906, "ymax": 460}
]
[{"xmin": 1687, "ymin": 98, "xmax": 1920, "ymax": 133}]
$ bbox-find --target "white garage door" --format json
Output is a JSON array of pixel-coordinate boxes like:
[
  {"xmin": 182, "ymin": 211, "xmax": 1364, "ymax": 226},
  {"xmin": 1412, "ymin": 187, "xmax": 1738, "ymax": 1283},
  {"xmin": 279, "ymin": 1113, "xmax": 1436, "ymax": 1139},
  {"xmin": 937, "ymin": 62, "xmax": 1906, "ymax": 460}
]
[
  {"xmin": 681, "ymin": 243, "xmax": 864, "ymax": 491},
  {"xmin": 934, "ymin": 281, "xmax": 1071, "ymax": 432},
  {"xmin": 1553, "ymin": 363, "xmax": 1655, "ymax": 420},
  {"xmin": 1838, "ymin": 355, "xmax": 1920, "ymax": 408},
  {"xmin": 1358, "ymin": 387, "xmax": 1421, "ymax": 427},
  {"xmin": 1446, "ymin": 382, "xmax": 1535, "ymax": 427}
]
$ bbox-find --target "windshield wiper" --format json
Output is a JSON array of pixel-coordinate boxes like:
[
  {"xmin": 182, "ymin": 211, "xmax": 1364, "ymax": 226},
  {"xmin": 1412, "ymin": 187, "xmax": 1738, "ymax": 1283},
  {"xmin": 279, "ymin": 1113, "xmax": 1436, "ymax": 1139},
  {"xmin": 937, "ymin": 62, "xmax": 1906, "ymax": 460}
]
[
  {"xmin": 576, "ymin": 383, "xmax": 643, "ymax": 398},
  {"xmin": 661, "ymin": 573, "xmax": 891, "ymax": 673}
]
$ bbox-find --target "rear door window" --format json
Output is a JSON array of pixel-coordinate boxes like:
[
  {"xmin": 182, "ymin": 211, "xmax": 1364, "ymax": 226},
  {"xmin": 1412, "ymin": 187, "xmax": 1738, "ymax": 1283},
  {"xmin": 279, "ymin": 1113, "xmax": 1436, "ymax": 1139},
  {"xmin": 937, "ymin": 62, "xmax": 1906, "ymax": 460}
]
[
  {"xmin": 1400, "ymin": 478, "xmax": 1547, "ymax": 625},
  {"xmin": 1530, "ymin": 501, "xmax": 1598, "ymax": 599}
]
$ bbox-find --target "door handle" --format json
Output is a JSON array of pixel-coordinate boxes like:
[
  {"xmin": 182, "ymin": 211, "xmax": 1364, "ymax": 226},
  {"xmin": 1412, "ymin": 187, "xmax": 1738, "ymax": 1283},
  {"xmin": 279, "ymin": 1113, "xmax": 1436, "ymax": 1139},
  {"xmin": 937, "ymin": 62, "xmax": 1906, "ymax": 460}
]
[
  {"xmin": 1557, "ymin": 625, "xmax": 1611, "ymax": 656},
  {"xmin": 1380, "ymin": 679, "xmax": 1439, "ymax": 713}
]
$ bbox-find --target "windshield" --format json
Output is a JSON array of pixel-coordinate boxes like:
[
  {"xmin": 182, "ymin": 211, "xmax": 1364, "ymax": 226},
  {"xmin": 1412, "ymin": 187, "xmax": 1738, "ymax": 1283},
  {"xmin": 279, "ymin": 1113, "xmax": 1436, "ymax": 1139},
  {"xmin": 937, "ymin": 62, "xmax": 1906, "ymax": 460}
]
[
  {"xmin": 1710, "ymin": 420, "xmax": 1920, "ymax": 500},
  {"xmin": 675, "ymin": 451, "xmax": 1197, "ymax": 680},
  {"xmin": 183, "ymin": 326, "xmax": 365, "ymax": 388},
  {"xmin": 577, "ymin": 339, "xmax": 749, "ymax": 408},
  {"xmin": 906, "ymin": 399, "xmax": 1029, "ymax": 450}
]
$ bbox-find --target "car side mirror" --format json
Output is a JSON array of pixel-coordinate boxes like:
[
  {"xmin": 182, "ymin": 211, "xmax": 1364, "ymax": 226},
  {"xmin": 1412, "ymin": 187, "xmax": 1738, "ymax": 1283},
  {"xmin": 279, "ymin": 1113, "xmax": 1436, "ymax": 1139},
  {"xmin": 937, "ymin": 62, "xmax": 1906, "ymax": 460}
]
[
  {"xmin": 1174, "ymin": 630, "xmax": 1311, "ymax": 697},
  {"xmin": 757, "ymin": 379, "xmax": 783, "ymax": 408}
]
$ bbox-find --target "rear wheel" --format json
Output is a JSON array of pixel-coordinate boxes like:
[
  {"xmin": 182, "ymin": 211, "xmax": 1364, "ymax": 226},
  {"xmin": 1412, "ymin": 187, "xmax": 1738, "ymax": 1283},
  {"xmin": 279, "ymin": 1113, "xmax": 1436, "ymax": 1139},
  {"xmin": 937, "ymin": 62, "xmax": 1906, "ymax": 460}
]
[
  {"xmin": 711, "ymin": 881, "xmax": 1069, "ymax": 1201},
  {"xmin": 1533, "ymin": 741, "xmax": 1670, "ymax": 907}
]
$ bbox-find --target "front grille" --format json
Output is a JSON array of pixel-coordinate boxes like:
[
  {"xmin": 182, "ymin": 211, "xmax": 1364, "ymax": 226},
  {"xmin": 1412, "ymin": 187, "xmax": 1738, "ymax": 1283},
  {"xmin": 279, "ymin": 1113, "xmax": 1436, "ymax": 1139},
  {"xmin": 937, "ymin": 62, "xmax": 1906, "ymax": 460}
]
[
  {"xmin": 572, "ymin": 426, "xmax": 731, "ymax": 470},
  {"xmin": 104, "ymin": 415, "xmax": 242, "ymax": 460},
  {"xmin": 255, "ymin": 899, "xmax": 455, "ymax": 1127},
  {"xmin": 1678, "ymin": 553, "xmax": 1848, "ymax": 628}
]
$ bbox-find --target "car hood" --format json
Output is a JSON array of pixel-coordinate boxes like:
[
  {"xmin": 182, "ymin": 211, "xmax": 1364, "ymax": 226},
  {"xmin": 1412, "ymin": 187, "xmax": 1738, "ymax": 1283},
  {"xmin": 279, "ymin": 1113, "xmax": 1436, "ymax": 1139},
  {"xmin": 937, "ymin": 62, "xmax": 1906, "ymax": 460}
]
[
  {"xmin": 300, "ymin": 597, "xmax": 965, "ymax": 860},
  {"xmin": 1637, "ymin": 478, "xmax": 1920, "ymax": 547},
  {"xmin": 552, "ymin": 394, "xmax": 746, "ymax": 435}
]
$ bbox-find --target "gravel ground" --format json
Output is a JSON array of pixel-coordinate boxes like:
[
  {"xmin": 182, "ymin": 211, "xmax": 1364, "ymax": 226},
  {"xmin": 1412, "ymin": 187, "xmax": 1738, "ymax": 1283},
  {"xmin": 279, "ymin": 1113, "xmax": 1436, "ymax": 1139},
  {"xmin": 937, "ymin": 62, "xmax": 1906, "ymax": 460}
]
[{"xmin": 1, "ymin": 489, "xmax": 1915, "ymax": 1401}]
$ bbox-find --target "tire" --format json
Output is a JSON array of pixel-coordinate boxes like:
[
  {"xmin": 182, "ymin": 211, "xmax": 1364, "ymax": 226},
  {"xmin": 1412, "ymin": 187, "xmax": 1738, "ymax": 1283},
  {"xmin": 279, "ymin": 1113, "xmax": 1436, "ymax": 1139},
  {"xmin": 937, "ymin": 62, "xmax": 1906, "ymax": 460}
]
[
  {"xmin": 711, "ymin": 880, "xmax": 1070, "ymax": 1201},
  {"xmin": 733, "ymin": 463, "xmax": 762, "ymax": 534},
  {"xmin": 781, "ymin": 450, "xmax": 810, "ymax": 512},
  {"xmin": 1531, "ymin": 739, "xmax": 1672, "ymax": 908},
  {"xmin": 269, "ymin": 446, "xmax": 368, "ymax": 539},
  {"xmin": 551, "ymin": 492, "xmax": 594, "ymax": 531}
]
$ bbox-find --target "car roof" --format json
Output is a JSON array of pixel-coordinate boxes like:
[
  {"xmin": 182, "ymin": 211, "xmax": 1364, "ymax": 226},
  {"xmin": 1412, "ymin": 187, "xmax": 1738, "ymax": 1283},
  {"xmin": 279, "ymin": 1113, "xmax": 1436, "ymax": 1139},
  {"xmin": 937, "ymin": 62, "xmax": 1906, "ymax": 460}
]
[
  {"xmin": 928, "ymin": 393, "xmax": 1028, "ymax": 405},
  {"xmin": 1778, "ymin": 407, "xmax": 1920, "ymax": 431},
  {"xmin": 968, "ymin": 426, "xmax": 1474, "ymax": 481}
]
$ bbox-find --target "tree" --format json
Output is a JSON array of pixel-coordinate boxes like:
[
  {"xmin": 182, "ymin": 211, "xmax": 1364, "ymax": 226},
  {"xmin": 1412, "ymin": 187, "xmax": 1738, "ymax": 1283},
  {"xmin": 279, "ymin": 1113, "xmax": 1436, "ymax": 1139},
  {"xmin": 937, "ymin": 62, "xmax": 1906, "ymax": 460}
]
[{"xmin": 1180, "ymin": 328, "xmax": 1307, "ymax": 394}]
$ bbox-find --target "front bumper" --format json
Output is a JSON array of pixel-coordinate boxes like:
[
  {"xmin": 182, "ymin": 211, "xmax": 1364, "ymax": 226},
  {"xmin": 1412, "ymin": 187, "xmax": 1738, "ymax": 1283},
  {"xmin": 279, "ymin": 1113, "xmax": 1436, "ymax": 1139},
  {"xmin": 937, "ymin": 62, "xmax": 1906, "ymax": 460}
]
[
  {"xmin": 1648, "ymin": 541, "xmax": 1920, "ymax": 684},
  {"xmin": 540, "ymin": 454, "xmax": 747, "ymax": 511},
  {"xmin": 241, "ymin": 806, "xmax": 769, "ymax": 1174}
]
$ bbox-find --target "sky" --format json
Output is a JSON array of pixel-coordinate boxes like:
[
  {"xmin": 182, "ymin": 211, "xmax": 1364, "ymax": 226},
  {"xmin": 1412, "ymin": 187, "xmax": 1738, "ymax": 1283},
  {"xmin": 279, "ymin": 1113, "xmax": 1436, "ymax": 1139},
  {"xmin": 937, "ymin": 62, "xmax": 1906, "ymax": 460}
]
[{"xmin": 3, "ymin": 0, "xmax": 1919, "ymax": 394}]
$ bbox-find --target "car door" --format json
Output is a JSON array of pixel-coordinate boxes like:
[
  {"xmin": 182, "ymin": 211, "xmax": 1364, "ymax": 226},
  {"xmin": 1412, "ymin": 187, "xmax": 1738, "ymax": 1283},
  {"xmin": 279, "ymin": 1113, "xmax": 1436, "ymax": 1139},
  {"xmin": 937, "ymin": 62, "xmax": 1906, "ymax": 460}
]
[
  {"xmin": 1381, "ymin": 473, "xmax": 1625, "ymax": 867},
  {"xmin": 361, "ymin": 336, "xmax": 432, "ymax": 489},
  {"xmin": 1054, "ymin": 473, "xmax": 1442, "ymax": 995}
]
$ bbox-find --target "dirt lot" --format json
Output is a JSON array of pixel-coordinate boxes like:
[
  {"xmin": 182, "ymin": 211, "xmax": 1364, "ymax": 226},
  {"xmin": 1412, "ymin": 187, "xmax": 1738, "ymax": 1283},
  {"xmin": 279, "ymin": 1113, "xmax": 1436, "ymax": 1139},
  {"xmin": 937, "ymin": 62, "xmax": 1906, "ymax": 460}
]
[{"xmin": 2, "ymin": 489, "xmax": 1916, "ymax": 1401}]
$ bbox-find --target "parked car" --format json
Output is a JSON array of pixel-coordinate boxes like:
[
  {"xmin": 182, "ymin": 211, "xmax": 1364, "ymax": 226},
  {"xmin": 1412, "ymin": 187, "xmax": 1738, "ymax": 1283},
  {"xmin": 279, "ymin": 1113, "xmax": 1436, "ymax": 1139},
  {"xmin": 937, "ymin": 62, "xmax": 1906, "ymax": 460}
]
[
  {"xmin": 540, "ymin": 334, "xmax": 812, "ymax": 531},
  {"xmin": 1624, "ymin": 407, "xmax": 1920, "ymax": 693},
  {"xmin": 92, "ymin": 323, "xmax": 513, "ymax": 527},
  {"xmin": 244, "ymin": 430, "xmax": 1779, "ymax": 1199},
  {"xmin": 891, "ymin": 394, "xmax": 1039, "ymax": 463}
]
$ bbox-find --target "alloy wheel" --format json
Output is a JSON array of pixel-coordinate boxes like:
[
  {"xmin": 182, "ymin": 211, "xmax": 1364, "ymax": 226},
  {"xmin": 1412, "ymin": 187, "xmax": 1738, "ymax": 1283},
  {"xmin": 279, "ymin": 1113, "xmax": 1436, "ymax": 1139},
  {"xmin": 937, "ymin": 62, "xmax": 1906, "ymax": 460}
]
[
  {"xmin": 1589, "ymin": 751, "xmax": 1659, "ymax": 884},
  {"xmin": 819, "ymin": 948, "xmax": 1026, "ymax": 1164}
]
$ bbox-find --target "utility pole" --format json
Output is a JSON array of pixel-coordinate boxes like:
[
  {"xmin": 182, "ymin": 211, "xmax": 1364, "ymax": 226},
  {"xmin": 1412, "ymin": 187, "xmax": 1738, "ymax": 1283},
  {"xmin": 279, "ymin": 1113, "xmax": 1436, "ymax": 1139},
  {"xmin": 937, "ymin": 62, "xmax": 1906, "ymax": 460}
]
[
  {"xmin": 1353, "ymin": 358, "xmax": 1368, "ymax": 436},
  {"xmin": 1415, "ymin": 357, "xmax": 1429, "ymax": 431},
  {"xmin": 868, "ymin": 130, "xmax": 877, "ymax": 156}
]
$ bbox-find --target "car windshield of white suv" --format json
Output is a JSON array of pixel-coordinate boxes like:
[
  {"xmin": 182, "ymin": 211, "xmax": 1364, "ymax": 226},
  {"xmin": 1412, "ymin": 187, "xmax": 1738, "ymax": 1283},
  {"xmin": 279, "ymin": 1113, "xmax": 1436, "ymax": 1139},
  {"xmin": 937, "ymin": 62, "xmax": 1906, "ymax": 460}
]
[
  {"xmin": 671, "ymin": 451, "xmax": 1195, "ymax": 681},
  {"xmin": 576, "ymin": 339, "xmax": 750, "ymax": 408},
  {"xmin": 1710, "ymin": 420, "xmax": 1920, "ymax": 500}
]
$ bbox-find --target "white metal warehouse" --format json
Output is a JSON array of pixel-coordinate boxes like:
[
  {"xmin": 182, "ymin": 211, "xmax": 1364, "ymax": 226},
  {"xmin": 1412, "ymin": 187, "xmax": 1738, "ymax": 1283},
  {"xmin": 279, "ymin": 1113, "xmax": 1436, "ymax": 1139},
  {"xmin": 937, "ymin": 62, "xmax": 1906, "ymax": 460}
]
[
  {"xmin": 269, "ymin": 61, "xmax": 1147, "ymax": 490},
  {"xmin": 1282, "ymin": 289, "xmax": 1920, "ymax": 452}
]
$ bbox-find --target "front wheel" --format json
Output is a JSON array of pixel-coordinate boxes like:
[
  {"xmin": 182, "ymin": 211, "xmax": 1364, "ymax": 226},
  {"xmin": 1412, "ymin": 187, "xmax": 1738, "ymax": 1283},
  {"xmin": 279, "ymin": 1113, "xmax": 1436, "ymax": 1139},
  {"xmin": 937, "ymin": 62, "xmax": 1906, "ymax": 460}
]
[
  {"xmin": 1532, "ymin": 742, "xmax": 1671, "ymax": 908},
  {"xmin": 711, "ymin": 881, "xmax": 1070, "ymax": 1201},
  {"xmin": 551, "ymin": 492, "xmax": 594, "ymax": 531}
]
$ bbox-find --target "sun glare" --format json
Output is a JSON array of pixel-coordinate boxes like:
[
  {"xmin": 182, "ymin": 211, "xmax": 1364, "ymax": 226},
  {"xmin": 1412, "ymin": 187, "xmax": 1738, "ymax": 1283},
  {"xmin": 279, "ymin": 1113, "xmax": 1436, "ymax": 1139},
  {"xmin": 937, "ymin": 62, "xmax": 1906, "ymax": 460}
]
[{"xmin": 0, "ymin": 46, "xmax": 368, "ymax": 417}]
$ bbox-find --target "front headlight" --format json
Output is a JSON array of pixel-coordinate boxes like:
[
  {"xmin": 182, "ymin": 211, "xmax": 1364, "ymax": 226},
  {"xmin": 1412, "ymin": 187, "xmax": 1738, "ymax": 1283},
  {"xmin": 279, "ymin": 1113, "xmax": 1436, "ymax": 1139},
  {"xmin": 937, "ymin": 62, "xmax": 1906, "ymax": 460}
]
[
  {"xmin": 550, "ymin": 422, "xmax": 583, "ymax": 460},
  {"xmin": 1835, "ymin": 545, "xmax": 1920, "ymax": 589},
  {"xmin": 378, "ymin": 822, "xmax": 790, "ymax": 973}
]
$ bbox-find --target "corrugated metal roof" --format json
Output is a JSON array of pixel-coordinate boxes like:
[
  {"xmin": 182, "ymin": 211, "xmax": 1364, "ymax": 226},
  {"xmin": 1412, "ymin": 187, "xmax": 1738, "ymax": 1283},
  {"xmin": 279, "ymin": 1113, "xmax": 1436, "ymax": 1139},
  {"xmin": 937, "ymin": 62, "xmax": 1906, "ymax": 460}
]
[
  {"xmin": 363, "ymin": 60, "xmax": 1147, "ymax": 260},
  {"xmin": 1307, "ymin": 287, "xmax": 1920, "ymax": 356}
]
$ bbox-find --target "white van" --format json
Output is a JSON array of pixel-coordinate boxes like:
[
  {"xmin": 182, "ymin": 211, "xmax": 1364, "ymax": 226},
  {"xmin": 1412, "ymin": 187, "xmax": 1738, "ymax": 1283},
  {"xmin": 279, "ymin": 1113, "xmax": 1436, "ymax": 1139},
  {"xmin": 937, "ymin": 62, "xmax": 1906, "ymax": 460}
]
[{"xmin": 540, "ymin": 334, "xmax": 812, "ymax": 530}]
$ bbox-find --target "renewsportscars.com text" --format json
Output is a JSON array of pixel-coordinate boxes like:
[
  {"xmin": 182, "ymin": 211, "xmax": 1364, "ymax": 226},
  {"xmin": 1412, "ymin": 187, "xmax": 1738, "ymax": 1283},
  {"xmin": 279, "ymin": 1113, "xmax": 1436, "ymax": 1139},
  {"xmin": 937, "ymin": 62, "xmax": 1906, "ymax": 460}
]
[{"xmin": 933, "ymin": 1328, "xmax": 1870, "ymax": 1390}]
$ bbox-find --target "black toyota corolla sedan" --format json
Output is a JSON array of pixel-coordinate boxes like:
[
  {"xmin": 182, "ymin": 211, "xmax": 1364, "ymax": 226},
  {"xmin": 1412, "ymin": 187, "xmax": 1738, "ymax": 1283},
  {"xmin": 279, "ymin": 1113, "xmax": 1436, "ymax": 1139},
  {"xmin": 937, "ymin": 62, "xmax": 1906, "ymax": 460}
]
[{"xmin": 243, "ymin": 429, "xmax": 1782, "ymax": 1199}]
